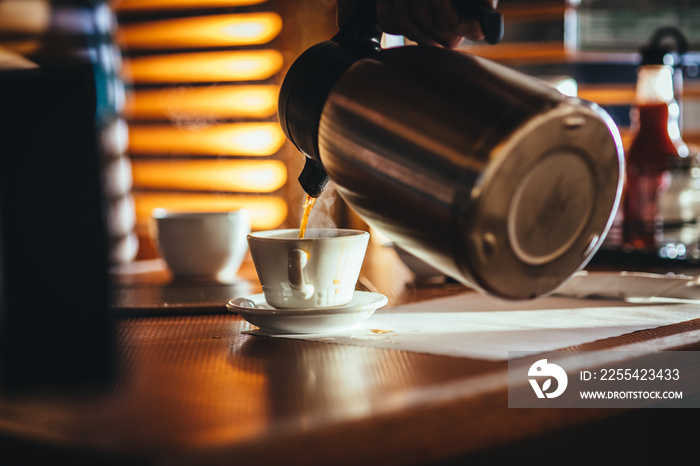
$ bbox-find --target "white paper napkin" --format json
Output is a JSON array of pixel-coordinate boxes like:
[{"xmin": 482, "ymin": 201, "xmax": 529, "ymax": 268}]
[{"xmin": 253, "ymin": 291, "xmax": 700, "ymax": 361}]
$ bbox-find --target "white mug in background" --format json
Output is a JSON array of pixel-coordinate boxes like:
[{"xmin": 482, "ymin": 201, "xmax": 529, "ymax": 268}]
[
  {"xmin": 151, "ymin": 209, "xmax": 250, "ymax": 281},
  {"xmin": 247, "ymin": 229, "xmax": 369, "ymax": 309}
]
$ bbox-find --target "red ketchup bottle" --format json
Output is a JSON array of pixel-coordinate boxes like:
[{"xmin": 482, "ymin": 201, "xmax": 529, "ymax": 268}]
[{"xmin": 623, "ymin": 28, "xmax": 697, "ymax": 259}]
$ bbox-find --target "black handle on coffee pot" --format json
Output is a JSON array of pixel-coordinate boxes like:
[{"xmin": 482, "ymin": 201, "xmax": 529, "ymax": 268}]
[
  {"xmin": 281, "ymin": 0, "xmax": 503, "ymax": 198},
  {"xmin": 283, "ymin": 0, "xmax": 381, "ymax": 198}
]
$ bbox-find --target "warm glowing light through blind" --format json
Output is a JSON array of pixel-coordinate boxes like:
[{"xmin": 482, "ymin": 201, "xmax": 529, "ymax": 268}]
[
  {"xmin": 112, "ymin": 0, "xmax": 267, "ymax": 12},
  {"xmin": 117, "ymin": 13, "xmax": 283, "ymax": 49},
  {"xmin": 128, "ymin": 122, "xmax": 285, "ymax": 156},
  {"xmin": 122, "ymin": 49, "xmax": 283, "ymax": 83},
  {"xmin": 133, "ymin": 193, "xmax": 288, "ymax": 231},
  {"xmin": 132, "ymin": 160, "xmax": 287, "ymax": 192},
  {"xmin": 116, "ymin": 1, "xmax": 290, "ymax": 250},
  {"xmin": 125, "ymin": 85, "xmax": 278, "ymax": 120}
]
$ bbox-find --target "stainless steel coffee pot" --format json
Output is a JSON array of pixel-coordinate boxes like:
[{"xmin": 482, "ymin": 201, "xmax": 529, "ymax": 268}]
[{"xmin": 278, "ymin": 2, "xmax": 624, "ymax": 299}]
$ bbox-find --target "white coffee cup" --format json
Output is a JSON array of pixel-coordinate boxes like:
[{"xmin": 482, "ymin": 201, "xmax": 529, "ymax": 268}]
[
  {"xmin": 151, "ymin": 209, "xmax": 250, "ymax": 281},
  {"xmin": 247, "ymin": 228, "xmax": 369, "ymax": 309}
]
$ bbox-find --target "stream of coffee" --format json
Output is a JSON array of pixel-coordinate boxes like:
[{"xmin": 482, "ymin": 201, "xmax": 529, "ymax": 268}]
[{"xmin": 299, "ymin": 194, "xmax": 316, "ymax": 239}]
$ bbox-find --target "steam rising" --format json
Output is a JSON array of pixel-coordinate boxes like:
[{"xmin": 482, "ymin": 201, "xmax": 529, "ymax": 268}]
[
  {"xmin": 307, "ymin": 182, "xmax": 338, "ymax": 229},
  {"xmin": 163, "ymin": 85, "xmax": 216, "ymax": 130}
]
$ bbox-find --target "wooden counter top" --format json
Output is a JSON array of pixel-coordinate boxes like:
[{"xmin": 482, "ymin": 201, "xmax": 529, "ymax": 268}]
[{"xmin": 1, "ymin": 239, "xmax": 699, "ymax": 465}]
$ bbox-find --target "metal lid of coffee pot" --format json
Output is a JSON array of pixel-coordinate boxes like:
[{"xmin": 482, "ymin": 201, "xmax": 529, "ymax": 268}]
[{"xmin": 461, "ymin": 98, "xmax": 624, "ymax": 299}]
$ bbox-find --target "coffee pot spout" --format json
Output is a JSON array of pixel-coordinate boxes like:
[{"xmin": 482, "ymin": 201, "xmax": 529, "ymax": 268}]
[
  {"xmin": 278, "ymin": 1, "xmax": 382, "ymax": 199},
  {"xmin": 299, "ymin": 158, "xmax": 329, "ymax": 198}
]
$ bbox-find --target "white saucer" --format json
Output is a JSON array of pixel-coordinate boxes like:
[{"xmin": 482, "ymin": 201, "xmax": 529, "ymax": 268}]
[{"xmin": 226, "ymin": 291, "xmax": 388, "ymax": 334}]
